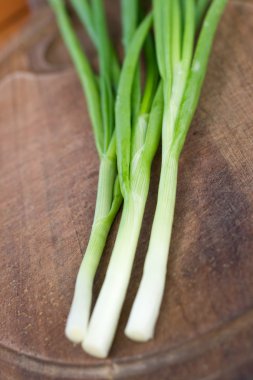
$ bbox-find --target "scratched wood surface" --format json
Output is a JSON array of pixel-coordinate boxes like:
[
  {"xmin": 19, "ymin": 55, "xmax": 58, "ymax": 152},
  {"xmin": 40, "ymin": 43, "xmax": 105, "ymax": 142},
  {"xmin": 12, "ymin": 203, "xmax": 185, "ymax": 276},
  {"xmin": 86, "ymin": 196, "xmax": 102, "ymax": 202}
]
[{"xmin": 0, "ymin": 1, "xmax": 253, "ymax": 379}]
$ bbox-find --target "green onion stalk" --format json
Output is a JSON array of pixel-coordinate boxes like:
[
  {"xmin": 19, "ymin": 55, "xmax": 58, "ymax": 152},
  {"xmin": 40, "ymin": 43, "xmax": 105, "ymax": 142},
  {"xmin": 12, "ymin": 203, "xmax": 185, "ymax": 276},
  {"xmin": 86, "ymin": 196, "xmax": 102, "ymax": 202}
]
[
  {"xmin": 125, "ymin": 0, "xmax": 228, "ymax": 341},
  {"xmin": 49, "ymin": 0, "xmax": 122, "ymax": 343},
  {"xmin": 83, "ymin": 13, "xmax": 162, "ymax": 358}
]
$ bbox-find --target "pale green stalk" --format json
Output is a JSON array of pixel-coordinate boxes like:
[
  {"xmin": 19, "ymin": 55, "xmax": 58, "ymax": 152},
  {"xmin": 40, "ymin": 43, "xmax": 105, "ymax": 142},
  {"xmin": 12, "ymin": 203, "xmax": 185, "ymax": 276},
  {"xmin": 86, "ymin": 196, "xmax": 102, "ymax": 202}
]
[
  {"xmin": 49, "ymin": 0, "xmax": 122, "ymax": 342},
  {"xmin": 83, "ymin": 13, "xmax": 164, "ymax": 357},
  {"xmin": 126, "ymin": 0, "xmax": 228, "ymax": 341},
  {"xmin": 83, "ymin": 84, "xmax": 163, "ymax": 358},
  {"xmin": 66, "ymin": 157, "xmax": 121, "ymax": 342}
]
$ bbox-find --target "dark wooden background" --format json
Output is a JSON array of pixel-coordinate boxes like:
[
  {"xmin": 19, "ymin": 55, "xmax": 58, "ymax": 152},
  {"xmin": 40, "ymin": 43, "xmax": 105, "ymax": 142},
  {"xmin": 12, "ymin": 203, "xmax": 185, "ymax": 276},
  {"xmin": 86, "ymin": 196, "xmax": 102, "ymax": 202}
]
[{"xmin": 0, "ymin": 1, "xmax": 253, "ymax": 379}]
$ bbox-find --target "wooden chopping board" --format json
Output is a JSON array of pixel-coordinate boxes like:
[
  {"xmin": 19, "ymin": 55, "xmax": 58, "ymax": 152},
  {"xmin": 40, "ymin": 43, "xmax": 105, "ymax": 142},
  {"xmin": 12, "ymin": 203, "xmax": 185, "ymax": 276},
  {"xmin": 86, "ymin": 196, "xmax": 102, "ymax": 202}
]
[{"xmin": 0, "ymin": 2, "xmax": 253, "ymax": 379}]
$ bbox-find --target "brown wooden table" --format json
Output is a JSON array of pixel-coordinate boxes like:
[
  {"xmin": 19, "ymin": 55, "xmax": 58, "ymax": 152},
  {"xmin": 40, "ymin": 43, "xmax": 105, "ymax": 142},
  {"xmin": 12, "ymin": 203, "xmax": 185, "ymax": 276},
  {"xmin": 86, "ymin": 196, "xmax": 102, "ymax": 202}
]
[
  {"xmin": 0, "ymin": 0, "xmax": 30, "ymax": 46},
  {"xmin": 0, "ymin": 1, "xmax": 253, "ymax": 379}
]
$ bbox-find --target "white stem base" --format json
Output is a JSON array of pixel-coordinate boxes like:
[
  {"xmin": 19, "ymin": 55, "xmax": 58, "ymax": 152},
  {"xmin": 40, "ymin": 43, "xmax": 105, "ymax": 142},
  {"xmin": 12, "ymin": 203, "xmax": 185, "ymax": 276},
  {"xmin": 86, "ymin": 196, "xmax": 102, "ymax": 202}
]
[
  {"xmin": 65, "ymin": 274, "xmax": 92, "ymax": 343},
  {"xmin": 65, "ymin": 158, "xmax": 116, "ymax": 343},
  {"xmin": 82, "ymin": 273, "xmax": 128, "ymax": 358},
  {"xmin": 125, "ymin": 155, "xmax": 178, "ymax": 342},
  {"xmin": 125, "ymin": 270, "xmax": 166, "ymax": 341},
  {"xmin": 83, "ymin": 194, "xmax": 147, "ymax": 357}
]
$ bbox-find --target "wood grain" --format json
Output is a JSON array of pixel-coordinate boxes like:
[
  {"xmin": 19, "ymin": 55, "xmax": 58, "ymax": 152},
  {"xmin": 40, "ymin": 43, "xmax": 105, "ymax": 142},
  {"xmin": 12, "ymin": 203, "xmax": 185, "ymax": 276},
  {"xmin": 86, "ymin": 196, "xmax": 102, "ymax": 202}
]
[{"xmin": 0, "ymin": 1, "xmax": 253, "ymax": 379}]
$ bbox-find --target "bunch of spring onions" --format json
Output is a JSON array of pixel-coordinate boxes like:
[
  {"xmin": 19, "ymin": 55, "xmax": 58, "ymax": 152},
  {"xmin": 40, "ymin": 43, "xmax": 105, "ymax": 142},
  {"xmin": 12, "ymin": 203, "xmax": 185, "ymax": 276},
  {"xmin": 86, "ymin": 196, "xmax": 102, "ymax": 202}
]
[{"xmin": 50, "ymin": 0, "xmax": 228, "ymax": 358}]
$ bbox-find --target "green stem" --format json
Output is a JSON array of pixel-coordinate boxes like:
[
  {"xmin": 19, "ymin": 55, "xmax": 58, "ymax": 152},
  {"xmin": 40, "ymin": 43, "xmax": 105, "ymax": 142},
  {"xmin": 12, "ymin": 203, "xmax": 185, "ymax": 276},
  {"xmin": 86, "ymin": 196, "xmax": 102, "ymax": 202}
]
[
  {"xmin": 94, "ymin": 157, "xmax": 117, "ymax": 220},
  {"xmin": 71, "ymin": 0, "xmax": 97, "ymax": 47},
  {"xmin": 49, "ymin": 0, "xmax": 103, "ymax": 156},
  {"xmin": 195, "ymin": 0, "xmax": 210, "ymax": 29},
  {"xmin": 131, "ymin": 114, "xmax": 149, "ymax": 163},
  {"xmin": 71, "ymin": 0, "xmax": 120, "ymax": 89}
]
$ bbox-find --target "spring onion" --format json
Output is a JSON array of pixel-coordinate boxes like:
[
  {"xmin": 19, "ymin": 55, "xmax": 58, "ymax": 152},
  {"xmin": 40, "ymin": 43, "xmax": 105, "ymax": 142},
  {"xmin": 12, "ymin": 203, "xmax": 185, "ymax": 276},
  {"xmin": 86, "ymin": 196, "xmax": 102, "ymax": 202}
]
[
  {"xmin": 125, "ymin": 0, "xmax": 228, "ymax": 342},
  {"xmin": 49, "ymin": 0, "xmax": 122, "ymax": 343},
  {"xmin": 83, "ymin": 13, "xmax": 163, "ymax": 358},
  {"xmin": 50, "ymin": 0, "xmax": 228, "ymax": 358}
]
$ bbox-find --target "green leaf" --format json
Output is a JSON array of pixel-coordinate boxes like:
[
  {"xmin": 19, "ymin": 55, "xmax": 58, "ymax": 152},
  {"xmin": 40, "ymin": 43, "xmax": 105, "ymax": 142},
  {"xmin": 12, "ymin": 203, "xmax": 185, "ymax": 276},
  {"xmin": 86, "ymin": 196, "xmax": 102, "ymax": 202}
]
[
  {"xmin": 173, "ymin": 0, "xmax": 228, "ymax": 157},
  {"xmin": 181, "ymin": 0, "xmax": 195, "ymax": 70},
  {"xmin": 115, "ymin": 13, "xmax": 153, "ymax": 197},
  {"xmin": 171, "ymin": 0, "xmax": 181, "ymax": 69},
  {"xmin": 143, "ymin": 82, "xmax": 163, "ymax": 162},
  {"xmin": 92, "ymin": 0, "xmax": 115, "ymax": 150},
  {"xmin": 140, "ymin": 33, "xmax": 159, "ymax": 115},
  {"xmin": 120, "ymin": 0, "xmax": 139, "ymax": 51},
  {"xmin": 71, "ymin": 0, "xmax": 97, "ymax": 47},
  {"xmin": 49, "ymin": 0, "xmax": 104, "ymax": 156},
  {"xmin": 120, "ymin": 0, "xmax": 142, "ymax": 128},
  {"xmin": 153, "ymin": 0, "xmax": 172, "ymax": 80},
  {"xmin": 71, "ymin": 0, "xmax": 120, "ymax": 89},
  {"xmin": 195, "ymin": 0, "xmax": 211, "ymax": 28}
]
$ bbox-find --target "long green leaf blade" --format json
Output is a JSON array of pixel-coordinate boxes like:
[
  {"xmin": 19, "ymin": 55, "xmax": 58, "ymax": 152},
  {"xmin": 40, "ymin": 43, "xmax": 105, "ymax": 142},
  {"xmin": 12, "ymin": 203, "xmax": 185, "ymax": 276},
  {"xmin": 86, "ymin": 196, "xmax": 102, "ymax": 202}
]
[
  {"xmin": 143, "ymin": 82, "xmax": 163, "ymax": 161},
  {"xmin": 115, "ymin": 13, "xmax": 153, "ymax": 196},
  {"xmin": 120, "ymin": 0, "xmax": 139, "ymax": 51},
  {"xmin": 181, "ymin": 0, "xmax": 195, "ymax": 70},
  {"xmin": 174, "ymin": 0, "xmax": 228, "ymax": 156},
  {"xmin": 140, "ymin": 34, "xmax": 159, "ymax": 114},
  {"xmin": 92, "ymin": 0, "xmax": 115, "ymax": 150},
  {"xmin": 71, "ymin": 0, "xmax": 120, "ymax": 89},
  {"xmin": 121, "ymin": 0, "xmax": 141, "ymax": 126},
  {"xmin": 71, "ymin": 0, "xmax": 97, "ymax": 47},
  {"xmin": 171, "ymin": 0, "xmax": 181, "ymax": 69},
  {"xmin": 49, "ymin": 0, "xmax": 104, "ymax": 156},
  {"xmin": 195, "ymin": 0, "xmax": 211, "ymax": 28},
  {"xmin": 153, "ymin": 0, "xmax": 165, "ymax": 79}
]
